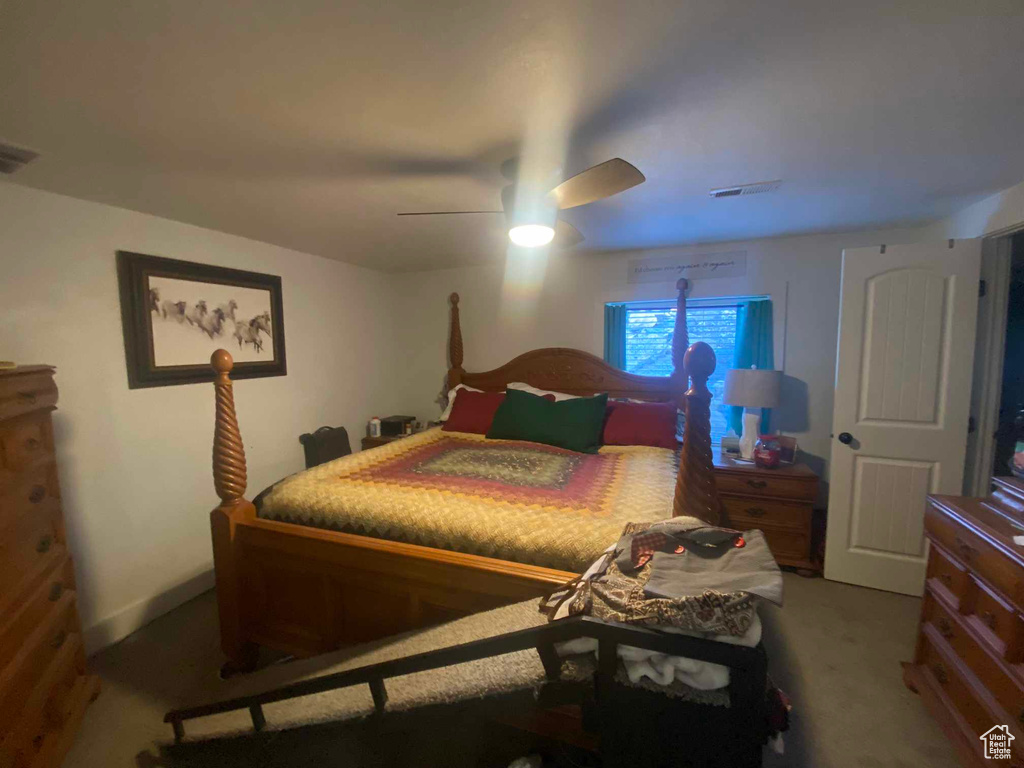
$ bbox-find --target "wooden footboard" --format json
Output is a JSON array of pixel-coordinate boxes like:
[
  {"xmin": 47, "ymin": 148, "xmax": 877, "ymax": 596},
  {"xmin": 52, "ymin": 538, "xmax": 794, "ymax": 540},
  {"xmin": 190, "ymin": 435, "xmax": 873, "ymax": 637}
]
[
  {"xmin": 207, "ymin": 284, "xmax": 723, "ymax": 671},
  {"xmin": 213, "ymin": 505, "xmax": 575, "ymax": 671},
  {"xmin": 237, "ymin": 519, "xmax": 574, "ymax": 657}
]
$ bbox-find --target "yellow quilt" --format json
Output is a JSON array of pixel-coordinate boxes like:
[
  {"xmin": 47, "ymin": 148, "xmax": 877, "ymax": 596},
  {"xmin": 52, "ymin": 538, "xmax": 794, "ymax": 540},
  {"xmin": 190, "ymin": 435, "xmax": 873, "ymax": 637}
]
[{"xmin": 258, "ymin": 428, "xmax": 679, "ymax": 572}]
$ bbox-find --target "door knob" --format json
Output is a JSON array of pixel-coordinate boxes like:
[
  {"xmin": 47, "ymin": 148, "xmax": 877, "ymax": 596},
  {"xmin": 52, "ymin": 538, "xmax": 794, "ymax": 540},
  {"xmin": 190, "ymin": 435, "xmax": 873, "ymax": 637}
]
[{"xmin": 838, "ymin": 432, "xmax": 854, "ymax": 445}]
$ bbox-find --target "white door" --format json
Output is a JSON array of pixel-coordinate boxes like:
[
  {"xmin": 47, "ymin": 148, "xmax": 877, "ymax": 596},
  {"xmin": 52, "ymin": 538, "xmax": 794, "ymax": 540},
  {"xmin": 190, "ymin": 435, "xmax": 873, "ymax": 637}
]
[{"xmin": 825, "ymin": 240, "xmax": 981, "ymax": 595}]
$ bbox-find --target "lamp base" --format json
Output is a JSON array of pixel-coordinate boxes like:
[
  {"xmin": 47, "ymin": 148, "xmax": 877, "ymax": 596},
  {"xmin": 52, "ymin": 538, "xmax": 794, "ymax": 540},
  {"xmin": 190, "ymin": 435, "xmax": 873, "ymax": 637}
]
[{"xmin": 739, "ymin": 408, "xmax": 761, "ymax": 460}]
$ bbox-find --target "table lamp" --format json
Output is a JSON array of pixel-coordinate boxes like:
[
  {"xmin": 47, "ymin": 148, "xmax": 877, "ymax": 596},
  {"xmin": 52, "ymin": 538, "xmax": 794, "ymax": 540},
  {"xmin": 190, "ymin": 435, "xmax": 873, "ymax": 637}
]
[{"xmin": 723, "ymin": 367, "xmax": 782, "ymax": 459}]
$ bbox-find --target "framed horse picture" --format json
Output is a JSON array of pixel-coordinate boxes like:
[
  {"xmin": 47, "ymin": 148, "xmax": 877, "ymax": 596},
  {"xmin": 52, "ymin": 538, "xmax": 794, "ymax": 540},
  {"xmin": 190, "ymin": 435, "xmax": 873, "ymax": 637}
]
[{"xmin": 116, "ymin": 251, "xmax": 287, "ymax": 388}]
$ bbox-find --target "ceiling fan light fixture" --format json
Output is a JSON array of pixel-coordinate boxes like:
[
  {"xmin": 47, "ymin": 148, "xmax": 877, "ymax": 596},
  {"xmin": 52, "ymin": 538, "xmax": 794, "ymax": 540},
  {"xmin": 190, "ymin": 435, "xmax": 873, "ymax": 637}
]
[{"xmin": 508, "ymin": 224, "xmax": 555, "ymax": 248}]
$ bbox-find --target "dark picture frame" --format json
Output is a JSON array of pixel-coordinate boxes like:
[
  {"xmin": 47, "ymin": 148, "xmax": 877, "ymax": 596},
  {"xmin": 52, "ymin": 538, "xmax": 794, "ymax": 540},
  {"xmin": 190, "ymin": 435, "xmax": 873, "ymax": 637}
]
[{"xmin": 117, "ymin": 251, "xmax": 287, "ymax": 389}]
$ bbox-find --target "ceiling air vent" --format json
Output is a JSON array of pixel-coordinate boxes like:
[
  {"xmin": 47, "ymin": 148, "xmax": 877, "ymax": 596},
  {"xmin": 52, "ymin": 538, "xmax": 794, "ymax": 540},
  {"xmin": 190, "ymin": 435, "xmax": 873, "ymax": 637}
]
[
  {"xmin": 709, "ymin": 180, "xmax": 781, "ymax": 199},
  {"xmin": 0, "ymin": 143, "xmax": 39, "ymax": 175}
]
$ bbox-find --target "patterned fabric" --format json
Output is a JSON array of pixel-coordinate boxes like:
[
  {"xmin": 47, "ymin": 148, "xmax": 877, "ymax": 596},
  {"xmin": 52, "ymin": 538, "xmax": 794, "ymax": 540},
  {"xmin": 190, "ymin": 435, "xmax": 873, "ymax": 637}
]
[
  {"xmin": 546, "ymin": 552, "xmax": 756, "ymax": 637},
  {"xmin": 584, "ymin": 559, "xmax": 756, "ymax": 636},
  {"xmin": 258, "ymin": 428, "xmax": 679, "ymax": 572},
  {"xmin": 540, "ymin": 518, "xmax": 759, "ymax": 637}
]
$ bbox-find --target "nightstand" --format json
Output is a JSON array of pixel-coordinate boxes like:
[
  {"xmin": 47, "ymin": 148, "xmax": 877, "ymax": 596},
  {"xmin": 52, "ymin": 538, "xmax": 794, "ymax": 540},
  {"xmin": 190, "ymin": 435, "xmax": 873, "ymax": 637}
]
[
  {"xmin": 713, "ymin": 449, "xmax": 821, "ymax": 573},
  {"xmin": 361, "ymin": 434, "xmax": 405, "ymax": 450}
]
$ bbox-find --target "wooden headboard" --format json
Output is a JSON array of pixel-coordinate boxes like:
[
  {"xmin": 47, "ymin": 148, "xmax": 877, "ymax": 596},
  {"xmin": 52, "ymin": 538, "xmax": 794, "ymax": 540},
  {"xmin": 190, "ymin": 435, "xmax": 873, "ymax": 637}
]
[
  {"xmin": 442, "ymin": 279, "xmax": 723, "ymax": 524},
  {"xmin": 447, "ymin": 280, "xmax": 689, "ymax": 403}
]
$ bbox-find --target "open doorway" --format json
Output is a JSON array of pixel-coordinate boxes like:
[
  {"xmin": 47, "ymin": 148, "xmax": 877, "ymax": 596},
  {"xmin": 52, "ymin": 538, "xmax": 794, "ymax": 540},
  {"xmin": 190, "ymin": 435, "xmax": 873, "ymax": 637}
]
[
  {"xmin": 964, "ymin": 232, "xmax": 1024, "ymax": 494},
  {"xmin": 994, "ymin": 234, "xmax": 1024, "ymax": 478}
]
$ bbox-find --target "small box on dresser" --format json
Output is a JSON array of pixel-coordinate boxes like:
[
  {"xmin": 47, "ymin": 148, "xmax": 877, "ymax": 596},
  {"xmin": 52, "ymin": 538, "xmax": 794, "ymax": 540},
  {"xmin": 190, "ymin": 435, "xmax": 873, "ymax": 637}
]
[
  {"xmin": 0, "ymin": 366, "xmax": 99, "ymax": 768},
  {"xmin": 904, "ymin": 477, "xmax": 1024, "ymax": 768}
]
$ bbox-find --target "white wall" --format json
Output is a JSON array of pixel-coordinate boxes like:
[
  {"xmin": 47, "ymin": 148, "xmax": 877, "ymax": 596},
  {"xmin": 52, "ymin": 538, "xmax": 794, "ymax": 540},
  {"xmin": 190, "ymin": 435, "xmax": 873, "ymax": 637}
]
[
  {"xmin": 391, "ymin": 225, "xmax": 933, "ymax": 500},
  {"xmin": 925, "ymin": 179, "xmax": 1024, "ymax": 239},
  {"xmin": 0, "ymin": 182, "xmax": 403, "ymax": 652}
]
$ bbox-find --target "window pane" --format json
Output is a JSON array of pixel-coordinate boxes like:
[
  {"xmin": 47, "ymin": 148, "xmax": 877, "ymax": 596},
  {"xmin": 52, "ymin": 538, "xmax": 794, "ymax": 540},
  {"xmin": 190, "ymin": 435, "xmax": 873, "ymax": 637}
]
[{"xmin": 623, "ymin": 306, "xmax": 737, "ymax": 443}]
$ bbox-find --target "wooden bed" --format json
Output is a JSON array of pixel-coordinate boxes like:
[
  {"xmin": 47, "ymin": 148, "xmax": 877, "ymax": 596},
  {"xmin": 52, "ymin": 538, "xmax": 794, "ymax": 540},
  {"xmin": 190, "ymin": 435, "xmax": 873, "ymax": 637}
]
[{"xmin": 208, "ymin": 278, "xmax": 725, "ymax": 675}]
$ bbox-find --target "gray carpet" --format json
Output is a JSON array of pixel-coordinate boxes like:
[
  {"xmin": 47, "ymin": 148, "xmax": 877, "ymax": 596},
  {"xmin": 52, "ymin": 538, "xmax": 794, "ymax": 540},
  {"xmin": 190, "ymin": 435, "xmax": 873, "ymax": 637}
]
[{"xmin": 64, "ymin": 574, "xmax": 957, "ymax": 768}]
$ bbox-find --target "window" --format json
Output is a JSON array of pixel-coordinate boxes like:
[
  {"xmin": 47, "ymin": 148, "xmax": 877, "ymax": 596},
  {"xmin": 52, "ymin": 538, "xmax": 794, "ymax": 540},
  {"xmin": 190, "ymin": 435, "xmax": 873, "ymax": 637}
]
[{"xmin": 609, "ymin": 300, "xmax": 746, "ymax": 443}]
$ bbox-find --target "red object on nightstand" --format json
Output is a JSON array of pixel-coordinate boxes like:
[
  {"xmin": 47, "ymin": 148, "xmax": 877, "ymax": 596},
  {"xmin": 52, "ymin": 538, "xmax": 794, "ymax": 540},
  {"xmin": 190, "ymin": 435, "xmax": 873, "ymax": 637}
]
[{"xmin": 753, "ymin": 436, "xmax": 782, "ymax": 469}]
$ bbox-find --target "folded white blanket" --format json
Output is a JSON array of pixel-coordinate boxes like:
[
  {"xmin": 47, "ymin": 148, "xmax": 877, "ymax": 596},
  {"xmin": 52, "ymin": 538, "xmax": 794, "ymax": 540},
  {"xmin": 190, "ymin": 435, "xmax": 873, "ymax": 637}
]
[{"xmin": 555, "ymin": 612, "xmax": 761, "ymax": 691}]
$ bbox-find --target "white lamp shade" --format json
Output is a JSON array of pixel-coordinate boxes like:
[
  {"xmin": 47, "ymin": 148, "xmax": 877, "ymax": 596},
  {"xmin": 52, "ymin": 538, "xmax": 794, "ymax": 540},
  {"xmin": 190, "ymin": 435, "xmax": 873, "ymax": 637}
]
[{"xmin": 723, "ymin": 368, "xmax": 782, "ymax": 409}]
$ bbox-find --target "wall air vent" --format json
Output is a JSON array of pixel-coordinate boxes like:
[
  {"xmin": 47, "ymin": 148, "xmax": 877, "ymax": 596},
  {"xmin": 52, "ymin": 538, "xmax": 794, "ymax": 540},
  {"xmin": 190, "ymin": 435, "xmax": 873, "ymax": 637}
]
[
  {"xmin": 709, "ymin": 180, "xmax": 782, "ymax": 198},
  {"xmin": 0, "ymin": 142, "xmax": 39, "ymax": 174}
]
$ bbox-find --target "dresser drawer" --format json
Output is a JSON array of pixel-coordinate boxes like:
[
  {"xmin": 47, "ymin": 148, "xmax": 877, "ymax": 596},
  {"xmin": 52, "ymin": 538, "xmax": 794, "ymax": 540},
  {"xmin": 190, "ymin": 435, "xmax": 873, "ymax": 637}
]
[
  {"xmin": 723, "ymin": 497, "xmax": 811, "ymax": 530},
  {"xmin": 755, "ymin": 526, "xmax": 811, "ymax": 562},
  {"xmin": 927, "ymin": 504, "xmax": 1023, "ymax": 605},
  {"xmin": 0, "ymin": 462, "xmax": 59, "ymax": 532},
  {"xmin": 0, "ymin": 372, "xmax": 57, "ymax": 424},
  {"xmin": 15, "ymin": 668, "xmax": 98, "ymax": 768},
  {"xmin": 0, "ymin": 412, "xmax": 52, "ymax": 475},
  {"xmin": 927, "ymin": 590, "xmax": 1024, "ymax": 727},
  {"xmin": 0, "ymin": 506, "xmax": 59, "ymax": 594},
  {"xmin": 969, "ymin": 576, "xmax": 1023, "ymax": 661},
  {"xmin": 927, "ymin": 542, "xmax": 970, "ymax": 609},
  {"xmin": 715, "ymin": 471, "xmax": 816, "ymax": 502},
  {"xmin": 917, "ymin": 627, "xmax": 1022, "ymax": 761},
  {"xmin": 0, "ymin": 591, "xmax": 78, "ymax": 725},
  {"xmin": 0, "ymin": 632, "xmax": 85, "ymax": 768},
  {"xmin": 0, "ymin": 556, "xmax": 75, "ymax": 673}
]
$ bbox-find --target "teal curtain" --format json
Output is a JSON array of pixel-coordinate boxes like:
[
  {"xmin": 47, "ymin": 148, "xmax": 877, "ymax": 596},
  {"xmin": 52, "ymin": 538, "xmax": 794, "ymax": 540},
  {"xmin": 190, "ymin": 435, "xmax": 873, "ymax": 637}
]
[
  {"xmin": 604, "ymin": 303, "xmax": 627, "ymax": 370},
  {"xmin": 728, "ymin": 300, "xmax": 775, "ymax": 436}
]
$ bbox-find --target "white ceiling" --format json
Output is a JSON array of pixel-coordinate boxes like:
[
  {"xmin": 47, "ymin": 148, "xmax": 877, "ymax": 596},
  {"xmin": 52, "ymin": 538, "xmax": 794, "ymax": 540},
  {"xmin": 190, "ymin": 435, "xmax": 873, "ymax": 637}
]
[{"xmin": 2, "ymin": 0, "xmax": 1023, "ymax": 272}]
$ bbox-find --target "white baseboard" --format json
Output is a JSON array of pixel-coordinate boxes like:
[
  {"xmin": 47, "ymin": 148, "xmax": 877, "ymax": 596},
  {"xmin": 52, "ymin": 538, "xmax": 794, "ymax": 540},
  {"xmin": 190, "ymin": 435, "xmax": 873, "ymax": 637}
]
[{"xmin": 82, "ymin": 569, "xmax": 216, "ymax": 656}]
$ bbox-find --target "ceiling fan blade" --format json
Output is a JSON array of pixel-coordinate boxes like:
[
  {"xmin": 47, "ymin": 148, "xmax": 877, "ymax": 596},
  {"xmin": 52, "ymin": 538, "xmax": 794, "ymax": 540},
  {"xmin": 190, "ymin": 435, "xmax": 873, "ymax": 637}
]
[
  {"xmin": 396, "ymin": 210, "xmax": 503, "ymax": 216},
  {"xmin": 549, "ymin": 158, "xmax": 645, "ymax": 210},
  {"xmin": 554, "ymin": 219, "xmax": 584, "ymax": 248}
]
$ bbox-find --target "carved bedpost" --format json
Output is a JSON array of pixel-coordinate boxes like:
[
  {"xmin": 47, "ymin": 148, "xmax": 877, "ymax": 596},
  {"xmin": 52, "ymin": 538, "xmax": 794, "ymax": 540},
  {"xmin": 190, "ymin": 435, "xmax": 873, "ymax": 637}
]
[
  {"xmin": 212, "ymin": 349, "xmax": 249, "ymax": 506},
  {"xmin": 673, "ymin": 341, "xmax": 724, "ymax": 525},
  {"xmin": 447, "ymin": 292, "xmax": 465, "ymax": 389},
  {"xmin": 670, "ymin": 278, "xmax": 689, "ymax": 402},
  {"xmin": 209, "ymin": 350, "xmax": 258, "ymax": 675}
]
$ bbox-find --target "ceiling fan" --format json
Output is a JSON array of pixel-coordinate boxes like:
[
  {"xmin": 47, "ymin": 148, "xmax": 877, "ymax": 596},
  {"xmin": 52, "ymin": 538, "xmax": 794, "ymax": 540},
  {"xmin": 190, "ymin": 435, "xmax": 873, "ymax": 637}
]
[{"xmin": 397, "ymin": 157, "xmax": 645, "ymax": 248}]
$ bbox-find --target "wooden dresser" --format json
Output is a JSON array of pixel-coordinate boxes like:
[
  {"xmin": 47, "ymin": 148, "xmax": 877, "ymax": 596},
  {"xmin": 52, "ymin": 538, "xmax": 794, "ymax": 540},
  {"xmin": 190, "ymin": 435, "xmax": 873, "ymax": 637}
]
[
  {"xmin": 904, "ymin": 477, "xmax": 1024, "ymax": 767},
  {"xmin": 713, "ymin": 450, "xmax": 820, "ymax": 572},
  {"xmin": 0, "ymin": 366, "xmax": 98, "ymax": 768}
]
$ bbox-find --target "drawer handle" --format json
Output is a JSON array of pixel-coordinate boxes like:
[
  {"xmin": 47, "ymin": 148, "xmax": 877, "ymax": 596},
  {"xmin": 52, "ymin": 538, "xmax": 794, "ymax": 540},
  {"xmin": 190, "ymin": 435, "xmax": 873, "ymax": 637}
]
[
  {"xmin": 932, "ymin": 662, "xmax": 949, "ymax": 685},
  {"xmin": 17, "ymin": 391, "xmax": 37, "ymax": 405},
  {"xmin": 36, "ymin": 535, "xmax": 52, "ymax": 554},
  {"xmin": 745, "ymin": 507, "xmax": 767, "ymax": 518},
  {"xmin": 955, "ymin": 536, "xmax": 977, "ymax": 559},
  {"xmin": 49, "ymin": 582, "xmax": 63, "ymax": 602},
  {"xmin": 936, "ymin": 618, "xmax": 954, "ymax": 639},
  {"xmin": 29, "ymin": 485, "xmax": 46, "ymax": 503},
  {"xmin": 746, "ymin": 479, "xmax": 768, "ymax": 490},
  {"xmin": 937, "ymin": 572, "xmax": 953, "ymax": 588},
  {"xmin": 981, "ymin": 611, "xmax": 997, "ymax": 630},
  {"xmin": 51, "ymin": 630, "xmax": 67, "ymax": 650},
  {"xmin": 24, "ymin": 436, "xmax": 41, "ymax": 450}
]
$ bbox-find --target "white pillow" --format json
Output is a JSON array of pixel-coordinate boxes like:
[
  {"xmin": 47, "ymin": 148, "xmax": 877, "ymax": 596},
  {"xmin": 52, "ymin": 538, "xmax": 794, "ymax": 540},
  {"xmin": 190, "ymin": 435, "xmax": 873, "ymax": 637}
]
[
  {"xmin": 439, "ymin": 384, "xmax": 483, "ymax": 421},
  {"xmin": 507, "ymin": 382, "xmax": 582, "ymax": 401}
]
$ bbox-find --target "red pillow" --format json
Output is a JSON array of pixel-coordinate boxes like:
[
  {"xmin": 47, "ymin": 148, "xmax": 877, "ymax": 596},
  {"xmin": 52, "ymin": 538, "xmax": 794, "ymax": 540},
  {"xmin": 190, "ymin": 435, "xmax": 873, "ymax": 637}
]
[
  {"xmin": 602, "ymin": 401, "xmax": 678, "ymax": 449},
  {"xmin": 441, "ymin": 390, "xmax": 507, "ymax": 434}
]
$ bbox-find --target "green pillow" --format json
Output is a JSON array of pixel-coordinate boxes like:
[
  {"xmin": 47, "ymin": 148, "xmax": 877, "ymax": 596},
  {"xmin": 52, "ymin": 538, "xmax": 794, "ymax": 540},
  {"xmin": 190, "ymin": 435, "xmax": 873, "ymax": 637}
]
[{"xmin": 487, "ymin": 389, "xmax": 608, "ymax": 454}]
